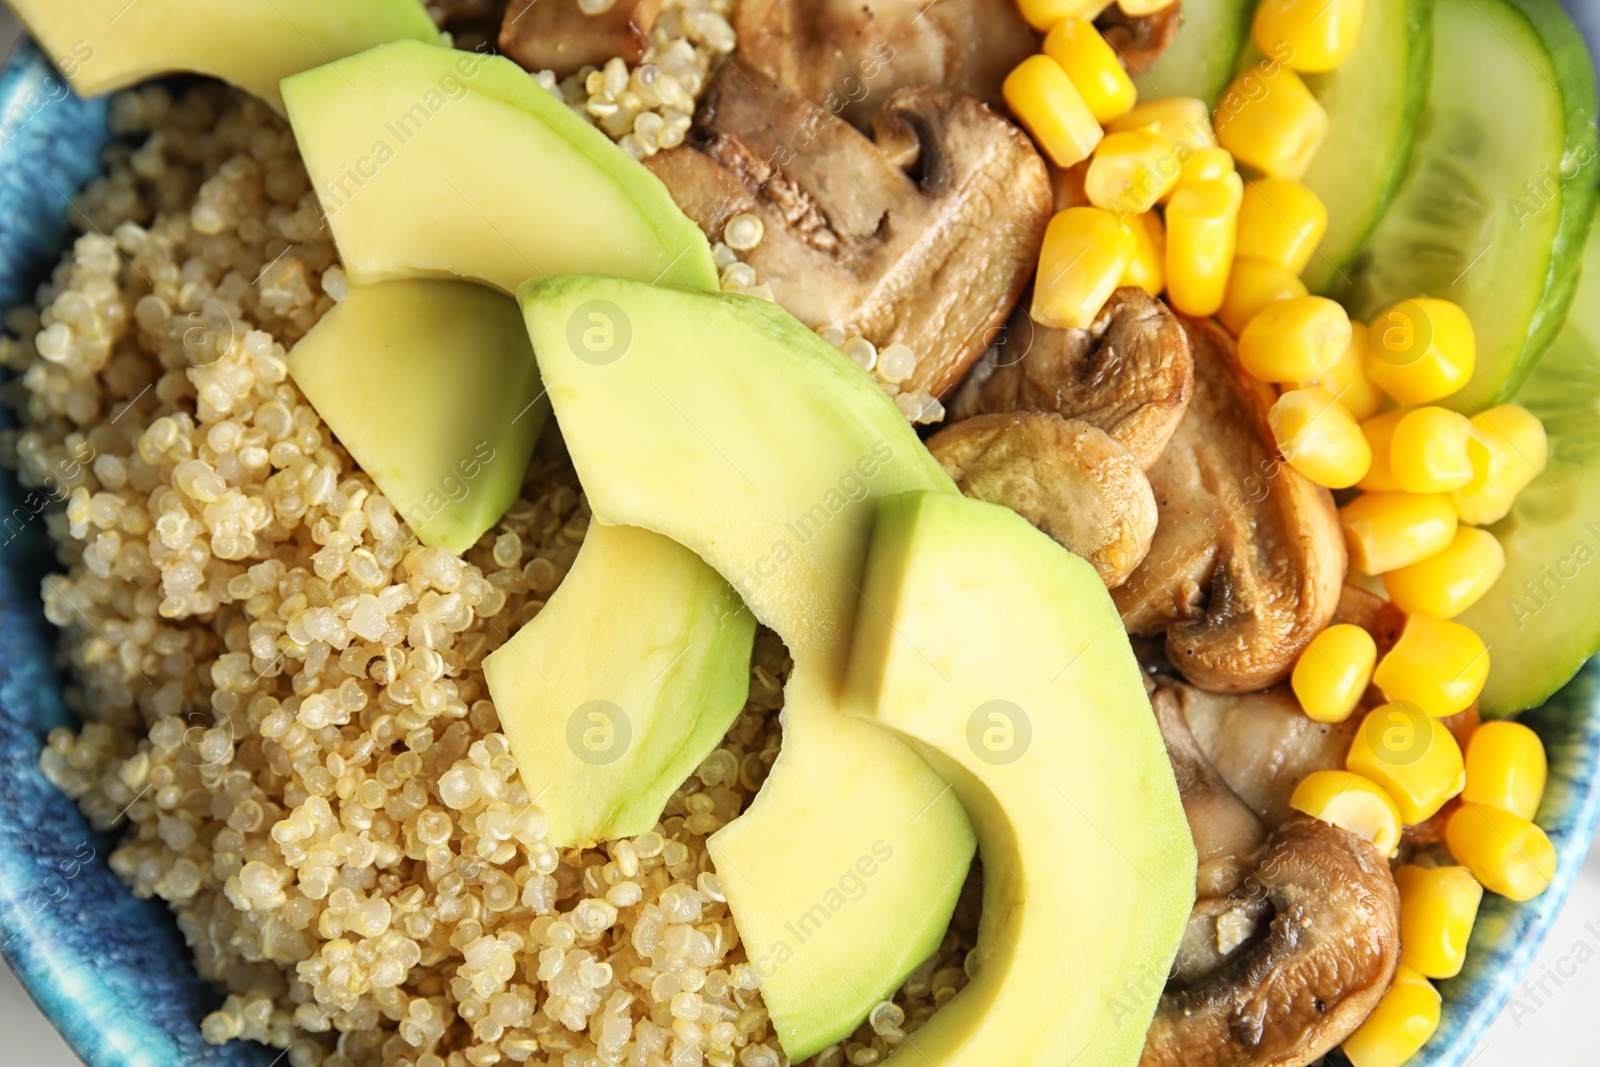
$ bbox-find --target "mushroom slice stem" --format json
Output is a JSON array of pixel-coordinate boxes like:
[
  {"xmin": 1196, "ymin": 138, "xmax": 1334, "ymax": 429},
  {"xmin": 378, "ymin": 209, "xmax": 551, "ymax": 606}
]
[
  {"xmin": 647, "ymin": 69, "xmax": 1052, "ymax": 400},
  {"xmin": 950, "ymin": 287, "xmax": 1194, "ymax": 470},
  {"xmin": 1112, "ymin": 317, "xmax": 1345, "ymax": 692},
  {"xmin": 1096, "ymin": 1, "xmax": 1183, "ymax": 74},
  {"xmin": 499, "ymin": 0, "xmax": 660, "ymax": 79},
  {"xmin": 926, "ymin": 411, "xmax": 1158, "ymax": 587}
]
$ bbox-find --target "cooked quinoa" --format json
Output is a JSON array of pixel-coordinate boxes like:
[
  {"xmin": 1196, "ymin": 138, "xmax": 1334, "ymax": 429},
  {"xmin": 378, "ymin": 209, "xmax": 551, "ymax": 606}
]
[{"xmin": 0, "ymin": 83, "xmax": 978, "ymax": 1067}]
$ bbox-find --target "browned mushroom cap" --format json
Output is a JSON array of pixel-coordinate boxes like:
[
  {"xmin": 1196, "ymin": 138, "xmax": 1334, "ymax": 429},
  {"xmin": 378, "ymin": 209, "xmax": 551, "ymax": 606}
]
[
  {"xmin": 1171, "ymin": 682, "xmax": 1359, "ymax": 830},
  {"xmin": 500, "ymin": 0, "xmax": 661, "ymax": 79},
  {"xmin": 734, "ymin": 0, "xmax": 1039, "ymax": 129},
  {"xmin": 1141, "ymin": 814, "xmax": 1401, "ymax": 1067},
  {"xmin": 949, "ymin": 287, "xmax": 1194, "ymax": 469},
  {"xmin": 927, "ymin": 412, "xmax": 1158, "ymax": 587},
  {"xmin": 1112, "ymin": 317, "xmax": 1345, "ymax": 692},
  {"xmin": 1096, "ymin": 1, "xmax": 1183, "ymax": 74},
  {"xmin": 647, "ymin": 68, "xmax": 1052, "ymax": 399}
]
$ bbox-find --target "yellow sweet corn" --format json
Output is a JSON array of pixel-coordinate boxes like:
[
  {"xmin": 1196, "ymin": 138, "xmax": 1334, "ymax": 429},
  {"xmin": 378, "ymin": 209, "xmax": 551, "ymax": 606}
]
[
  {"xmin": 1357, "ymin": 410, "xmax": 1406, "ymax": 492},
  {"xmin": 1164, "ymin": 174, "xmax": 1242, "ymax": 317},
  {"xmin": 1390, "ymin": 406, "xmax": 1475, "ymax": 494},
  {"xmin": 1347, "ymin": 702, "xmax": 1466, "ymax": 825},
  {"xmin": 1236, "ymin": 178, "xmax": 1328, "ymax": 274},
  {"xmin": 1120, "ymin": 211, "xmax": 1166, "ymax": 296},
  {"xmin": 1269, "ymin": 387, "xmax": 1371, "ymax": 488},
  {"xmin": 1340, "ymin": 491, "xmax": 1458, "ymax": 575},
  {"xmin": 1004, "ymin": 55, "xmax": 1104, "ymax": 168},
  {"xmin": 1238, "ymin": 295, "xmax": 1352, "ymax": 383},
  {"xmin": 1032, "ymin": 207, "xmax": 1135, "ymax": 329},
  {"xmin": 1366, "ymin": 298, "xmax": 1476, "ymax": 406},
  {"xmin": 1463, "ymin": 720, "xmax": 1548, "ymax": 821},
  {"xmin": 1253, "ymin": 0, "xmax": 1367, "ymax": 74},
  {"xmin": 1447, "ymin": 801, "xmax": 1557, "ymax": 901},
  {"xmin": 1215, "ymin": 62, "xmax": 1329, "ymax": 179},
  {"xmin": 1382, "ymin": 526, "xmax": 1506, "ymax": 619},
  {"xmin": 1291, "ymin": 622, "xmax": 1377, "ymax": 724},
  {"xmin": 1085, "ymin": 129, "xmax": 1181, "ymax": 214},
  {"xmin": 1290, "ymin": 769, "xmax": 1403, "ymax": 856},
  {"xmin": 1117, "ymin": 0, "xmax": 1178, "ymax": 14},
  {"xmin": 1107, "ymin": 97, "xmax": 1216, "ymax": 154},
  {"xmin": 1218, "ymin": 257, "xmax": 1306, "ymax": 336},
  {"xmin": 1373, "ymin": 612, "xmax": 1489, "ymax": 718},
  {"xmin": 1342, "ymin": 964, "xmax": 1442, "ymax": 1067},
  {"xmin": 1395, "ymin": 865, "xmax": 1484, "ymax": 980},
  {"xmin": 1304, "ymin": 321, "xmax": 1384, "ymax": 421},
  {"xmin": 1016, "ymin": 0, "xmax": 1113, "ymax": 33},
  {"xmin": 1043, "ymin": 16, "xmax": 1137, "ymax": 122},
  {"xmin": 1173, "ymin": 145, "xmax": 1236, "ymax": 196},
  {"xmin": 1454, "ymin": 404, "xmax": 1549, "ymax": 525}
]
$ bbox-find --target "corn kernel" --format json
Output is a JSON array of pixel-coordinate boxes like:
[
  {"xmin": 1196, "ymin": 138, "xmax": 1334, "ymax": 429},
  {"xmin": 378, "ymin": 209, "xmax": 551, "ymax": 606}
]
[
  {"xmin": 1446, "ymin": 801, "xmax": 1556, "ymax": 901},
  {"xmin": 1366, "ymin": 298, "xmax": 1476, "ymax": 406},
  {"xmin": 1291, "ymin": 623, "xmax": 1376, "ymax": 724},
  {"xmin": 1164, "ymin": 174, "xmax": 1242, "ymax": 317},
  {"xmin": 1340, "ymin": 491, "xmax": 1458, "ymax": 575},
  {"xmin": 1373, "ymin": 613, "xmax": 1489, "ymax": 718},
  {"xmin": 1004, "ymin": 55, "xmax": 1105, "ymax": 169},
  {"xmin": 1269, "ymin": 387, "xmax": 1371, "ymax": 488},
  {"xmin": 1304, "ymin": 321, "xmax": 1384, "ymax": 421},
  {"xmin": 1342, "ymin": 964, "xmax": 1441, "ymax": 1067},
  {"xmin": 1382, "ymin": 526, "xmax": 1506, "ymax": 619},
  {"xmin": 1043, "ymin": 17, "xmax": 1137, "ymax": 122},
  {"xmin": 1356, "ymin": 410, "xmax": 1406, "ymax": 492},
  {"xmin": 1453, "ymin": 404, "xmax": 1549, "ymax": 525},
  {"xmin": 1290, "ymin": 769, "xmax": 1402, "ymax": 856},
  {"xmin": 1172, "ymin": 146, "xmax": 1236, "ymax": 197},
  {"xmin": 1236, "ymin": 178, "xmax": 1329, "ymax": 274},
  {"xmin": 1218, "ymin": 257, "xmax": 1307, "ymax": 337},
  {"xmin": 1085, "ymin": 130, "xmax": 1181, "ymax": 214},
  {"xmin": 1032, "ymin": 207, "xmax": 1134, "ymax": 329},
  {"xmin": 1396, "ymin": 865, "xmax": 1483, "ymax": 980},
  {"xmin": 1117, "ymin": 0, "xmax": 1178, "ymax": 14},
  {"xmin": 1386, "ymin": 406, "xmax": 1474, "ymax": 495},
  {"xmin": 1106, "ymin": 97, "xmax": 1216, "ymax": 154},
  {"xmin": 1016, "ymin": 0, "xmax": 1113, "ymax": 33},
  {"xmin": 1347, "ymin": 702, "xmax": 1466, "ymax": 825},
  {"xmin": 1463, "ymin": 720, "xmax": 1547, "ymax": 821},
  {"xmin": 1215, "ymin": 62, "xmax": 1329, "ymax": 179},
  {"xmin": 1253, "ymin": 0, "xmax": 1366, "ymax": 74},
  {"xmin": 1120, "ymin": 212, "xmax": 1166, "ymax": 296},
  {"xmin": 1238, "ymin": 295, "xmax": 1352, "ymax": 383}
]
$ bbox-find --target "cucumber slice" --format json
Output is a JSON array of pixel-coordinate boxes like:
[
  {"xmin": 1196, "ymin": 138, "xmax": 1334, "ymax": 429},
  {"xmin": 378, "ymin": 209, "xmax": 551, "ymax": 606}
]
[
  {"xmin": 1299, "ymin": 0, "xmax": 1433, "ymax": 293},
  {"xmin": 1336, "ymin": 0, "xmax": 1596, "ymax": 411},
  {"xmin": 1136, "ymin": 0, "xmax": 1255, "ymax": 105},
  {"xmin": 1459, "ymin": 212, "xmax": 1600, "ymax": 718}
]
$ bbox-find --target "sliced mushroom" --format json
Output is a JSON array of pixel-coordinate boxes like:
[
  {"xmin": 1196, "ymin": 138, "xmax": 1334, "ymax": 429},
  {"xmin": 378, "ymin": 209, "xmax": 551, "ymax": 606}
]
[
  {"xmin": 1332, "ymin": 582, "xmax": 1408, "ymax": 658},
  {"xmin": 500, "ymin": 0, "xmax": 661, "ymax": 79},
  {"xmin": 949, "ymin": 287, "xmax": 1194, "ymax": 469},
  {"xmin": 1142, "ymin": 812, "xmax": 1401, "ymax": 1067},
  {"xmin": 1173, "ymin": 681, "xmax": 1359, "ymax": 830},
  {"xmin": 1112, "ymin": 317, "xmax": 1344, "ymax": 692},
  {"xmin": 1096, "ymin": 1, "xmax": 1183, "ymax": 74},
  {"xmin": 927, "ymin": 412, "xmax": 1157, "ymax": 587},
  {"xmin": 733, "ymin": 0, "xmax": 1039, "ymax": 129},
  {"xmin": 647, "ymin": 69, "xmax": 1052, "ymax": 399}
]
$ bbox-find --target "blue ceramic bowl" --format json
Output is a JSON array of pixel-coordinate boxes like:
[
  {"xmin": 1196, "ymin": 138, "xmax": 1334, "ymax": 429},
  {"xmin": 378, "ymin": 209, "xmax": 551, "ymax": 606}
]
[{"xmin": 1, "ymin": 29, "xmax": 1598, "ymax": 1067}]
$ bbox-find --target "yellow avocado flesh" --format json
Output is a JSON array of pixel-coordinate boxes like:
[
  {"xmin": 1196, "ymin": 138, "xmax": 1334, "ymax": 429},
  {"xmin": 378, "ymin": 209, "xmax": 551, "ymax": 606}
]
[
  {"xmin": 285, "ymin": 279, "xmax": 547, "ymax": 554},
  {"xmin": 280, "ymin": 41, "xmax": 718, "ymax": 296},
  {"xmin": 520, "ymin": 274, "xmax": 977, "ymax": 1059},
  {"xmin": 844, "ymin": 492, "xmax": 1196, "ymax": 1067},
  {"xmin": 483, "ymin": 522, "xmax": 755, "ymax": 847},
  {"xmin": 9, "ymin": 0, "xmax": 439, "ymax": 113}
]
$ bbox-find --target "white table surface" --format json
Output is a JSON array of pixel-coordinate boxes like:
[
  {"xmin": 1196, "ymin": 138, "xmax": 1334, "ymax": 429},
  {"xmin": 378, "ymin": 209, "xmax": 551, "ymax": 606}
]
[{"xmin": 0, "ymin": 3, "xmax": 1593, "ymax": 1064}]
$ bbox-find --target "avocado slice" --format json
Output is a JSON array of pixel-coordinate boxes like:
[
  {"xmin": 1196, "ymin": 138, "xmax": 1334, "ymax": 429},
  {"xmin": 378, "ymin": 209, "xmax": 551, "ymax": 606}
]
[
  {"xmin": 519, "ymin": 274, "xmax": 977, "ymax": 1059},
  {"xmin": 9, "ymin": 0, "xmax": 439, "ymax": 113},
  {"xmin": 286, "ymin": 279, "xmax": 547, "ymax": 554},
  {"xmin": 280, "ymin": 40, "xmax": 718, "ymax": 296},
  {"xmin": 844, "ymin": 491, "xmax": 1196, "ymax": 1065},
  {"xmin": 483, "ymin": 521, "xmax": 756, "ymax": 846}
]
